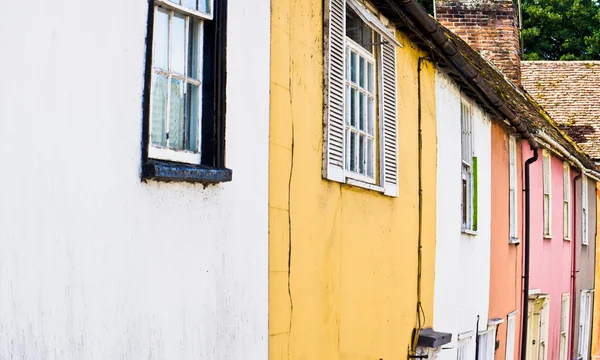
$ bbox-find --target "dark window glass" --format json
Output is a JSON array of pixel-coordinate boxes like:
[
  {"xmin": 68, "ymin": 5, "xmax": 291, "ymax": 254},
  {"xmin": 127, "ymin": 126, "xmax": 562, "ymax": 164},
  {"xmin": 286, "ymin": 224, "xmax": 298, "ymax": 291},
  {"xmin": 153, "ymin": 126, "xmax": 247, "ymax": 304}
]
[{"xmin": 345, "ymin": 6, "xmax": 374, "ymax": 53}]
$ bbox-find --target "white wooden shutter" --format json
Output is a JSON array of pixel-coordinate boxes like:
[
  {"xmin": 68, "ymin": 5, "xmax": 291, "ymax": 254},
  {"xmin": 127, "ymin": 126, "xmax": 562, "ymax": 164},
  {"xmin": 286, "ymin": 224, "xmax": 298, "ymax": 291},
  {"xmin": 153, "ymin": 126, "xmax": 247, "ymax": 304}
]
[
  {"xmin": 380, "ymin": 40, "xmax": 398, "ymax": 196},
  {"xmin": 323, "ymin": 0, "xmax": 345, "ymax": 182}
]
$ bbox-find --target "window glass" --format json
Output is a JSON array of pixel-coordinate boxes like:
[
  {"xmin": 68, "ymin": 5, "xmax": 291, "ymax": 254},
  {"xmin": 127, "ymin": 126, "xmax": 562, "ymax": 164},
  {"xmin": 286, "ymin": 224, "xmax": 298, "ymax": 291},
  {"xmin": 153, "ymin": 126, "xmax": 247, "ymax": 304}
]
[
  {"xmin": 344, "ymin": 11, "xmax": 377, "ymax": 183},
  {"xmin": 150, "ymin": 7, "xmax": 204, "ymax": 162},
  {"xmin": 154, "ymin": 9, "xmax": 170, "ymax": 70},
  {"xmin": 346, "ymin": 6, "xmax": 374, "ymax": 53}
]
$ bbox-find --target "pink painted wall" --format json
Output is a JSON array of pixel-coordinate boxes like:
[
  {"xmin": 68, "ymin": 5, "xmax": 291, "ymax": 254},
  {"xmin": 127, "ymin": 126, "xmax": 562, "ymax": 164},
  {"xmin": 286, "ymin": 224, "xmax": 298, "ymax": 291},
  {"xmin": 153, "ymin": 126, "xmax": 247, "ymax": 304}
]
[{"xmin": 523, "ymin": 144, "xmax": 574, "ymax": 360}]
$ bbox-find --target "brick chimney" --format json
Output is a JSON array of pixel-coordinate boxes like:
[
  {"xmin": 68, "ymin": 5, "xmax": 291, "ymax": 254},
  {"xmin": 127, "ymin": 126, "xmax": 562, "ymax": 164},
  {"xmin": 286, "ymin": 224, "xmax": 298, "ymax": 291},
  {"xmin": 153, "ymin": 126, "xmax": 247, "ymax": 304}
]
[{"xmin": 435, "ymin": 0, "xmax": 522, "ymax": 86}]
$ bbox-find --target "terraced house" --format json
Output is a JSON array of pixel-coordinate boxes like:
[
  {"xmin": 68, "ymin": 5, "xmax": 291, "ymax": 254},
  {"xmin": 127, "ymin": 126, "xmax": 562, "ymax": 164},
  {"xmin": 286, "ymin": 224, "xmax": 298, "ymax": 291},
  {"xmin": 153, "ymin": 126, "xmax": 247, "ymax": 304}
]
[
  {"xmin": 269, "ymin": 1, "xmax": 600, "ymax": 360},
  {"xmin": 0, "ymin": 0, "xmax": 269, "ymax": 358},
  {"xmin": 522, "ymin": 61, "xmax": 600, "ymax": 360},
  {"xmin": 3, "ymin": 0, "xmax": 600, "ymax": 359}
]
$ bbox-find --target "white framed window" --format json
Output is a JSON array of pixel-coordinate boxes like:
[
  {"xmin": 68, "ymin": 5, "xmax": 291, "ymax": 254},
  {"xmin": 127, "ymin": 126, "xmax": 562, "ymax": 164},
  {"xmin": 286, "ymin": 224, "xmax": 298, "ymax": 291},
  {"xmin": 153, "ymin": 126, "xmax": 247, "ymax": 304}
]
[
  {"xmin": 505, "ymin": 311, "xmax": 517, "ymax": 360},
  {"xmin": 578, "ymin": 290, "xmax": 593, "ymax": 359},
  {"xmin": 323, "ymin": 0, "xmax": 400, "ymax": 196},
  {"xmin": 509, "ymin": 136, "xmax": 518, "ymax": 242},
  {"xmin": 345, "ymin": 25, "xmax": 377, "ymax": 184},
  {"xmin": 461, "ymin": 101, "xmax": 476, "ymax": 233},
  {"xmin": 559, "ymin": 293, "xmax": 570, "ymax": 360},
  {"xmin": 563, "ymin": 163, "xmax": 571, "ymax": 239},
  {"xmin": 543, "ymin": 150, "xmax": 552, "ymax": 237},
  {"xmin": 477, "ymin": 326, "xmax": 497, "ymax": 360},
  {"xmin": 539, "ymin": 297, "xmax": 549, "ymax": 360},
  {"xmin": 582, "ymin": 175, "xmax": 589, "ymax": 245},
  {"xmin": 148, "ymin": 0, "xmax": 214, "ymax": 164},
  {"xmin": 457, "ymin": 332, "xmax": 474, "ymax": 360},
  {"xmin": 143, "ymin": 0, "xmax": 231, "ymax": 182}
]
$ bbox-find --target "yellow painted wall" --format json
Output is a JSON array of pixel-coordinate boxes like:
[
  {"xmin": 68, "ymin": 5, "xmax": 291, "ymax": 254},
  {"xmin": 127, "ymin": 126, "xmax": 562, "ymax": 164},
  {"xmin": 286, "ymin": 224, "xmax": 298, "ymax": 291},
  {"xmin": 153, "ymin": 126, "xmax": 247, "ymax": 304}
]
[
  {"xmin": 590, "ymin": 183, "xmax": 600, "ymax": 359},
  {"xmin": 269, "ymin": 1, "xmax": 437, "ymax": 359}
]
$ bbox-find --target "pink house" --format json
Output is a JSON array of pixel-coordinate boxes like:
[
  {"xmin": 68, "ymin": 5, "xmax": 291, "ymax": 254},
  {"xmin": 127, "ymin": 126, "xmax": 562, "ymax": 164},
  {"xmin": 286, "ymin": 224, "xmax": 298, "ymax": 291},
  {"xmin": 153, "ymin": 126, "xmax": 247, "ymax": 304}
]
[{"xmin": 523, "ymin": 145, "xmax": 576, "ymax": 360}]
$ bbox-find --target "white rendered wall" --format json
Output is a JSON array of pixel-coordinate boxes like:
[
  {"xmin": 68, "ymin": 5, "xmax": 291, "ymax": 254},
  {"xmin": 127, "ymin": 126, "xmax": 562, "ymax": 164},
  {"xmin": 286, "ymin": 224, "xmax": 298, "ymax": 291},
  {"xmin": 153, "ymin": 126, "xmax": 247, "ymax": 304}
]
[
  {"xmin": 0, "ymin": 1, "xmax": 269, "ymax": 359},
  {"xmin": 433, "ymin": 71, "xmax": 492, "ymax": 360}
]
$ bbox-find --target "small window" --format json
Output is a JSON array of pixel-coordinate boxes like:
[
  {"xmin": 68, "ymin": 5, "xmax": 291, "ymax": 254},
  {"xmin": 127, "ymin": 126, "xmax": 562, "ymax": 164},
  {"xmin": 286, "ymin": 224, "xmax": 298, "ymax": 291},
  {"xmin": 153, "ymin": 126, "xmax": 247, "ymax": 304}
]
[
  {"xmin": 582, "ymin": 175, "xmax": 589, "ymax": 245},
  {"xmin": 461, "ymin": 101, "xmax": 476, "ymax": 233},
  {"xmin": 477, "ymin": 328, "xmax": 496, "ymax": 360},
  {"xmin": 345, "ymin": 6, "xmax": 377, "ymax": 183},
  {"xmin": 142, "ymin": 0, "xmax": 232, "ymax": 183},
  {"xmin": 505, "ymin": 311, "xmax": 517, "ymax": 360},
  {"xmin": 323, "ymin": 0, "xmax": 400, "ymax": 196},
  {"xmin": 542, "ymin": 150, "xmax": 552, "ymax": 237},
  {"xmin": 456, "ymin": 334, "xmax": 473, "ymax": 360},
  {"xmin": 559, "ymin": 293, "xmax": 570, "ymax": 360},
  {"xmin": 563, "ymin": 163, "xmax": 571, "ymax": 239},
  {"xmin": 509, "ymin": 136, "xmax": 518, "ymax": 242},
  {"xmin": 578, "ymin": 290, "xmax": 593, "ymax": 359}
]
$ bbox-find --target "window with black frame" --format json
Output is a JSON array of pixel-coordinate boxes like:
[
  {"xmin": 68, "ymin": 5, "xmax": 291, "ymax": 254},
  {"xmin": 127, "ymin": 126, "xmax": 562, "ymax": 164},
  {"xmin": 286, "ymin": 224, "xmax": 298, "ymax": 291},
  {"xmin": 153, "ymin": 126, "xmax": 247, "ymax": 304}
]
[{"xmin": 142, "ymin": 0, "xmax": 231, "ymax": 183}]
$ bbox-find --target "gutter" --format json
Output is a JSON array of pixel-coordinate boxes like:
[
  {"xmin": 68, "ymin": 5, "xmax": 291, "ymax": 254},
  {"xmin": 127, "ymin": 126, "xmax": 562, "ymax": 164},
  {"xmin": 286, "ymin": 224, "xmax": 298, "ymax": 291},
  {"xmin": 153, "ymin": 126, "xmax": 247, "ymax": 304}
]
[
  {"xmin": 536, "ymin": 132, "xmax": 600, "ymax": 182},
  {"xmin": 382, "ymin": 0, "xmax": 538, "ymax": 149}
]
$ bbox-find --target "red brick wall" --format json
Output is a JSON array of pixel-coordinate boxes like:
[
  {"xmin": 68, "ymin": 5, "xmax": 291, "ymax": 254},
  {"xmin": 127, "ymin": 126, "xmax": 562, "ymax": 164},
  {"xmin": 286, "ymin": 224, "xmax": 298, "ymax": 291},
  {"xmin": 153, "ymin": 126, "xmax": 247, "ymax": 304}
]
[{"xmin": 436, "ymin": 0, "xmax": 522, "ymax": 85}]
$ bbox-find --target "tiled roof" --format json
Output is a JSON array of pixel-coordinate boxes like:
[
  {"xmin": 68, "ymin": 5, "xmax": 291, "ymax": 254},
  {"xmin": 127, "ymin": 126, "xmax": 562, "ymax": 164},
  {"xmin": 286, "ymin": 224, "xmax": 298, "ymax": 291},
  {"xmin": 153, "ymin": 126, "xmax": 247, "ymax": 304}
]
[
  {"xmin": 369, "ymin": 0, "xmax": 597, "ymax": 169},
  {"xmin": 522, "ymin": 61, "xmax": 600, "ymax": 160}
]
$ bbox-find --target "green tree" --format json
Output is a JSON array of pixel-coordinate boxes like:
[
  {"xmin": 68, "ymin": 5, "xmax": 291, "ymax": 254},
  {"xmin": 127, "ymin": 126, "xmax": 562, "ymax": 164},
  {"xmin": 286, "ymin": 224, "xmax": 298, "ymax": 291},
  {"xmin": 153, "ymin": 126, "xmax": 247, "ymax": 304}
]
[{"xmin": 522, "ymin": 0, "xmax": 600, "ymax": 60}]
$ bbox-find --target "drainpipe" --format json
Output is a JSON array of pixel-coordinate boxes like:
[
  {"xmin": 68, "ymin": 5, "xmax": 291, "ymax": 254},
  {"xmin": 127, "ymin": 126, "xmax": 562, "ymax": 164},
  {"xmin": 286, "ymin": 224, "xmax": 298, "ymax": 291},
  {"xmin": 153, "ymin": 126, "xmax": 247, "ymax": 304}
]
[
  {"xmin": 521, "ymin": 147, "xmax": 539, "ymax": 360},
  {"xmin": 571, "ymin": 173, "xmax": 582, "ymax": 357},
  {"xmin": 475, "ymin": 315, "xmax": 480, "ymax": 360}
]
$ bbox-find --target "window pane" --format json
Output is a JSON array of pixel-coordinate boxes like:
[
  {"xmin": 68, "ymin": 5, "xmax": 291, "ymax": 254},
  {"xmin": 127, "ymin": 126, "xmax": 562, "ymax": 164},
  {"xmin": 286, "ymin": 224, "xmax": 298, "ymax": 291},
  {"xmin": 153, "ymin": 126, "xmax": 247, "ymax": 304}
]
[
  {"xmin": 182, "ymin": 0, "xmax": 197, "ymax": 9},
  {"xmin": 367, "ymin": 61, "xmax": 373, "ymax": 92},
  {"xmin": 186, "ymin": 83, "xmax": 200, "ymax": 152},
  {"xmin": 462, "ymin": 176, "xmax": 468, "ymax": 226},
  {"xmin": 187, "ymin": 19, "xmax": 202, "ymax": 80},
  {"xmin": 346, "ymin": 6, "xmax": 374, "ymax": 53},
  {"xmin": 350, "ymin": 87, "xmax": 356, "ymax": 127},
  {"xmin": 359, "ymin": 56, "xmax": 365, "ymax": 89},
  {"xmin": 367, "ymin": 96, "xmax": 374, "ymax": 135},
  {"xmin": 564, "ymin": 202, "xmax": 569, "ymax": 237},
  {"xmin": 367, "ymin": 138, "xmax": 374, "ymax": 178},
  {"xmin": 544, "ymin": 195, "xmax": 550, "ymax": 233},
  {"xmin": 198, "ymin": 0, "xmax": 209, "ymax": 13},
  {"xmin": 350, "ymin": 52, "xmax": 357, "ymax": 83},
  {"xmin": 171, "ymin": 14, "xmax": 186, "ymax": 74},
  {"xmin": 153, "ymin": 9, "xmax": 169, "ymax": 70},
  {"xmin": 359, "ymin": 135, "xmax": 365, "ymax": 175},
  {"xmin": 345, "ymin": 85, "xmax": 350, "ymax": 124},
  {"xmin": 509, "ymin": 188, "xmax": 515, "ymax": 235},
  {"xmin": 151, "ymin": 74, "xmax": 168, "ymax": 147},
  {"xmin": 169, "ymin": 78, "xmax": 185, "ymax": 150},
  {"xmin": 359, "ymin": 92, "xmax": 364, "ymax": 131},
  {"xmin": 350, "ymin": 131, "xmax": 356, "ymax": 172}
]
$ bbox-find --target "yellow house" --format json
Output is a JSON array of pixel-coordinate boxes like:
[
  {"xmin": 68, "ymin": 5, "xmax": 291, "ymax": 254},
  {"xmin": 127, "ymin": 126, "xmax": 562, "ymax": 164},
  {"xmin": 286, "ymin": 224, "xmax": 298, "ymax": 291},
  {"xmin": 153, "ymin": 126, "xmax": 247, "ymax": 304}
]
[{"xmin": 269, "ymin": 0, "xmax": 439, "ymax": 358}]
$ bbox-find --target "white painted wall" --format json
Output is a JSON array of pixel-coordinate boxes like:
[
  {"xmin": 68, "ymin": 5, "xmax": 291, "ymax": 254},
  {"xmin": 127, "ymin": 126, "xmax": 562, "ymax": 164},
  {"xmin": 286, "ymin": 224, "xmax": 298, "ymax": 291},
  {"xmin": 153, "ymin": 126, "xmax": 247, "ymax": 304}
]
[
  {"xmin": 0, "ymin": 1, "xmax": 269, "ymax": 359},
  {"xmin": 433, "ymin": 70, "xmax": 492, "ymax": 360}
]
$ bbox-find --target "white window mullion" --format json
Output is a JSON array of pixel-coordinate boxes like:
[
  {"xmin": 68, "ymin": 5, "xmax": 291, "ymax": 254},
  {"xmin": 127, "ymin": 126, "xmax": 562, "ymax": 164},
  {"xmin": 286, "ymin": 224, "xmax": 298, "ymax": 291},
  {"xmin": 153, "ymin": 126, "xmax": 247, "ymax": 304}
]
[{"xmin": 164, "ymin": 10, "xmax": 174, "ymax": 149}]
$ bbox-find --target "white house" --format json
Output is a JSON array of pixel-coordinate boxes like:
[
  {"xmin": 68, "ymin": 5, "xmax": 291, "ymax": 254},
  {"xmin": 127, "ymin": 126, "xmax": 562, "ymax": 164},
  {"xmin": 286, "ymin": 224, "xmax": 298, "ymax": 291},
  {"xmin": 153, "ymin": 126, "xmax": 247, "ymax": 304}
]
[
  {"xmin": 434, "ymin": 70, "xmax": 493, "ymax": 360},
  {"xmin": 0, "ymin": 0, "xmax": 269, "ymax": 358}
]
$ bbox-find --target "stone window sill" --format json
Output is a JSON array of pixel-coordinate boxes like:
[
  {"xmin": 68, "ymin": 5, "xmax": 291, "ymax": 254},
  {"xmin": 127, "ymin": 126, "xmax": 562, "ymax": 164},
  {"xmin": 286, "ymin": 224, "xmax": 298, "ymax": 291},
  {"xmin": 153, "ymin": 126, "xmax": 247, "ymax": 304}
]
[{"xmin": 142, "ymin": 159, "xmax": 233, "ymax": 184}]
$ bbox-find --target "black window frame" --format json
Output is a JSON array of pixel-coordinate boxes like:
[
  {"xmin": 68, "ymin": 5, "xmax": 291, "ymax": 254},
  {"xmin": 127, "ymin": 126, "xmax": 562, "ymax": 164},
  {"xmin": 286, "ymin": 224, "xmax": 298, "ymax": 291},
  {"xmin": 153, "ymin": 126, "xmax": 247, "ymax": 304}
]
[{"xmin": 141, "ymin": 0, "xmax": 232, "ymax": 184}]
